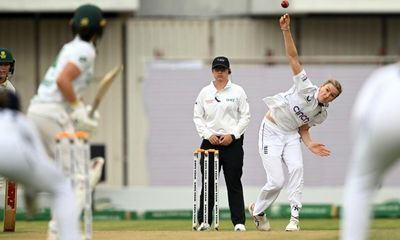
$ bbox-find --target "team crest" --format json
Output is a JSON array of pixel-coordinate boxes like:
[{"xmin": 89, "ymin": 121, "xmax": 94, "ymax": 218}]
[
  {"xmin": 80, "ymin": 17, "xmax": 89, "ymax": 27},
  {"xmin": 0, "ymin": 51, "xmax": 6, "ymax": 59}
]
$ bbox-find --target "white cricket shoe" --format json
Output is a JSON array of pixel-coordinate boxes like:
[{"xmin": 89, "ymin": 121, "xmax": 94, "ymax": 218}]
[
  {"xmin": 234, "ymin": 224, "xmax": 246, "ymax": 231},
  {"xmin": 90, "ymin": 157, "xmax": 104, "ymax": 189},
  {"xmin": 46, "ymin": 221, "xmax": 59, "ymax": 240},
  {"xmin": 46, "ymin": 232, "xmax": 58, "ymax": 240},
  {"xmin": 285, "ymin": 219, "xmax": 300, "ymax": 231},
  {"xmin": 248, "ymin": 202, "xmax": 271, "ymax": 231},
  {"xmin": 197, "ymin": 222, "xmax": 211, "ymax": 231}
]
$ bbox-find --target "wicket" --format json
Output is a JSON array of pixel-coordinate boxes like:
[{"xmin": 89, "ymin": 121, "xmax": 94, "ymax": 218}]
[
  {"xmin": 55, "ymin": 131, "xmax": 92, "ymax": 240},
  {"xmin": 192, "ymin": 149, "xmax": 219, "ymax": 231},
  {"xmin": 3, "ymin": 180, "xmax": 17, "ymax": 232}
]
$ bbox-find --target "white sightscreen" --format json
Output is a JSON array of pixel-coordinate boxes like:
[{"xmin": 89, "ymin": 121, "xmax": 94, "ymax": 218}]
[{"xmin": 143, "ymin": 62, "xmax": 400, "ymax": 187}]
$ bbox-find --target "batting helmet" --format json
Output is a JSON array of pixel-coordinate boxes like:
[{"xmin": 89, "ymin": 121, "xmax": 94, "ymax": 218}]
[
  {"xmin": 0, "ymin": 90, "xmax": 20, "ymax": 112},
  {"xmin": 0, "ymin": 48, "xmax": 15, "ymax": 74},
  {"xmin": 71, "ymin": 4, "xmax": 107, "ymax": 41}
]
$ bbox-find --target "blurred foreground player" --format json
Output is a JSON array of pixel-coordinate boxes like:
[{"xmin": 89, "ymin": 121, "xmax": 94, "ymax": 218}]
[
  {"xmin": 341, "ymin": 62, "xmax": 400, "ymax": 240},
  {"xmin": 0, "ymin": 90, "xmax": 80, "ymax": 240}
]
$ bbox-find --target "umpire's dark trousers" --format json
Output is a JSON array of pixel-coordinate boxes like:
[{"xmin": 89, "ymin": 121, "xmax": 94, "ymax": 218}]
[{"xmin": 197, "ymin": 135, "xmax": 245, "ymax": 226}]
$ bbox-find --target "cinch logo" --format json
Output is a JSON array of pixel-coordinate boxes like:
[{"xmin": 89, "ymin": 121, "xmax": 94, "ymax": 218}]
[{"xmin": 293, "ymin": 106, "xmax": 310, "ymax": 123}]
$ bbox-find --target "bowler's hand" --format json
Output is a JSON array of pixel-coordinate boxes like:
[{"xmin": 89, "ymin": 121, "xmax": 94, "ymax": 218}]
[
  {"xmin": 219, "ymin": 134, "xmax": 234, "ymax": 146},
  {"xmin": 208, "ymin": 135, "xmax": 220, "ymax": 145},
  {"xmin": 308, "ymin": 142, "xmax": 331, "ymax": 157},
  {"xmin": 280, "ymin": 13, "xmax": 290, "ymax": 29}
]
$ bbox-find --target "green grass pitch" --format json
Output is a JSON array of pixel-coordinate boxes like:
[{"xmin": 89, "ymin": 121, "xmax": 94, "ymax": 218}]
[{"xmin": 1, "ymin": 219, "xmax": 399, "ymax": 240}]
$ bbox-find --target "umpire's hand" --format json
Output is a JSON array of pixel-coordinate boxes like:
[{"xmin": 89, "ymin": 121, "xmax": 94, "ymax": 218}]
[
  {"xmin": 219, "ymin": 134, "xmax": 234, "ymax": 146},
  {"xmin": 208, "ymin": 135, "xmax": 220, "ymax": 145}
]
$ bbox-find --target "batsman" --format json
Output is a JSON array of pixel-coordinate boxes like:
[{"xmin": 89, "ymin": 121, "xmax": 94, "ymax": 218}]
[{"xmin": 27, "ymin": 4, "xmax": 107, "ymax": 240}]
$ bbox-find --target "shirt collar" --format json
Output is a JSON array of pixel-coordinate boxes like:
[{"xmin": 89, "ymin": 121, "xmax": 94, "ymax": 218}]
[
  {"xmin": 315, "ymin": 87, "xmax": 329, "ymax": 108},
  {"xmin": 74, "ymin": 35, "xmax": 95, "ymax": 48},
  {"xmin": 210, "ymin": 79, "xmax": 232, "ymax": 93},
  {"xmin": 0, "ymin": 80, "xmax": 8, "ymax": 87}
]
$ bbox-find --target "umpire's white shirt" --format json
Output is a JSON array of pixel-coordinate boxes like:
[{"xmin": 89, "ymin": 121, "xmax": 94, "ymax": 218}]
[
  {"xmin": 34, "ymin": 36, "xmax": 96, "ymax": 103},
  {"xmin": 194, "ymin": 80, "xmax": 250, "ymax": 139},
  {"xmin": 263, "ymin": 69, "xmax": 328, "ymax": 132}
]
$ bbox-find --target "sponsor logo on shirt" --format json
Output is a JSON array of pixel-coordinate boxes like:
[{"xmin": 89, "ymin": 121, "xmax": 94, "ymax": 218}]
[
  {"xmin": 226, "ymin": 98, "xmax": 235, "ymax": 102},
  {"xmin": 293, "ymin": 106, "xmax": 310, "ymax": 123},
  {"xmin": 205, "ymin": 99, "xmax": 214, "ymax": 104}
]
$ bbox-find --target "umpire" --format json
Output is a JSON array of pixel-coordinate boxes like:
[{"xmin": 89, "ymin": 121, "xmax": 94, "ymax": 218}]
[{"xmin": 193, "ymin": 56, "xmax": 250, "ymax": 231}]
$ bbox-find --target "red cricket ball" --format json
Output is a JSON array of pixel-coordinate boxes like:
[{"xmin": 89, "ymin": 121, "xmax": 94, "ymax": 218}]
[{"xmin": 281, "ymin": 0, "xmax": 289, "ymax": 8}]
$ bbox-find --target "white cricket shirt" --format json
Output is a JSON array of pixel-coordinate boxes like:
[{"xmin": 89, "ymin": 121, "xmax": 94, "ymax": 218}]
[
  {"xmin": 351, "ymin": 63, "xmax": 400, "ymax": 130},
  {"xmin": 0, "ymin": 80, "xmax": 15, "ymax": 92},
  {"xmin": 193, "ymin": 80, "xmax": 250, "ymax": 139},
  {"xmin": 0, "ymin": 110, "xmax": 32, "ymax": 140},
  {"xmin": 34, "ymin": 36, "xmax": 96, "ymax": 103},
  {"xmin": 263, "ymin": 69, "xmax": 328, "ymax": 132}
]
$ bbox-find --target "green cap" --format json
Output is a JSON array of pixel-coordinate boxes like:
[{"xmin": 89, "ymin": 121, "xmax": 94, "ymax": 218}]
[
  {"xmin": 71, "ymin": 4, "xmax": 107, "ymax": 38},
  {"xmin": 0, "ymin": 48, "xmax": 15, "ymax": 73}
]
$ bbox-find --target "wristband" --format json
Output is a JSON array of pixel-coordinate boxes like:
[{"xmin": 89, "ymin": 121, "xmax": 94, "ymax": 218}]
[{"xmin": 69, "ymin": 99, "xmax": 80, "ymax": 108}]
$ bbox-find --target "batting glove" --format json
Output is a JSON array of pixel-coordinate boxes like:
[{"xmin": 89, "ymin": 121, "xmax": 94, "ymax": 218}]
[{"xmin": 70, "ymin": 101, "xmax": 98, "ymax": 133}]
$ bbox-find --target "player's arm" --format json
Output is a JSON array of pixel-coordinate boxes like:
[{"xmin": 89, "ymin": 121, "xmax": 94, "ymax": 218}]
[
  {"xmin": 280, "ymin": 13, "xmax": 303, "ymax": 76},
  {"xmin": 298, "ymin": 124, "xmax": 330, "ymax": 157},
  {"xmin": 56, "ymin": 62, "xmax": 81, "ymax": 105}
]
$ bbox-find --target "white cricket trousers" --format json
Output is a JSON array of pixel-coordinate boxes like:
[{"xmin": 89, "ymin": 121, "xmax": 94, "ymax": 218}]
[
  {"xmin": 253, "ymin": 117, "xmax": 304, "ymax": 219},
  {"xmin": 27, "ymin": 102, "xmax": 87, "ymax": 237},
  {"xmin": 341, "ymin": 75, "xmax": 400, "ymax": 240}
]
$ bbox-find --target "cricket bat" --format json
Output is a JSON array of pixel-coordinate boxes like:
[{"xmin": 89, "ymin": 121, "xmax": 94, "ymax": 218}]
[
  {"xmin": 3, "ymin": 180, "xmax": 17, "ymax": 232},
  {"xmin": 89, "ymin": 64, "xmax": 123, "ymax": 118}
]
